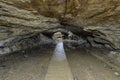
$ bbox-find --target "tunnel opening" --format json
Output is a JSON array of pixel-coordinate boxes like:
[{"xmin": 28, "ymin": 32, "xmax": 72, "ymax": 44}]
[{"xmin": 40, "ymin": 23, "xmax": 116, "ymax": 51}]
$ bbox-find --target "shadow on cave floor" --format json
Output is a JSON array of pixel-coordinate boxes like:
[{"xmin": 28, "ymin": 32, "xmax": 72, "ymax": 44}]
[{"xmin": 0, "ymin": 46, "xmax": 120, "ymax": 80}]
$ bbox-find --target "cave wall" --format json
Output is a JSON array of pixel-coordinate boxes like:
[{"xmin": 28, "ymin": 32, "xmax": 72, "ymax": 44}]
[{"xmin": 0, "ymin": 0, "xmax": 120, "ymax": 55}]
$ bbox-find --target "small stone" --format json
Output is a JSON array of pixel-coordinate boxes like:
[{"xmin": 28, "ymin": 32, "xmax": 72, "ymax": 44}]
[
  {"xmin": 22, "ymin": 50, "xmax": 25, "ymax": 53},
  {"xmin": 24, "ymin": 55, "xmax": 28, "ymax": 58},
  {"xmin": 9, "ymin": 70, "xmax": 13, "ymax": 74},
  {"xmin": 114, "ymin": 72, "xmax": 119, "ymax": 76},
  {"xmin": 103, "ymin": 64, "xmax": 107, "ymax": 68},
  {"xmin": 110, "ymin": 51, "xmax": 117, "ymax": 55}
]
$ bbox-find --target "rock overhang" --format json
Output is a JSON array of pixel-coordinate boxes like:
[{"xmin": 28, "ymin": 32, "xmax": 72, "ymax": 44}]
[{"xmin": 0, "ymin": 0, "xmax": 120, "ymax": 55}]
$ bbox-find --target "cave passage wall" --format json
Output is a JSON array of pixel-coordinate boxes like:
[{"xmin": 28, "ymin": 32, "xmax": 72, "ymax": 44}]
[{"xmin": 0, "ymin": 0, "xmax": 120, "ymax": 55}]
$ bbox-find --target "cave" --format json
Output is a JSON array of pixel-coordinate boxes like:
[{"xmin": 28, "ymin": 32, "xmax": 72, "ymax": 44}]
[{"xmin": 0, "ymin": 0, "xmax": 120, "ymax": 80}]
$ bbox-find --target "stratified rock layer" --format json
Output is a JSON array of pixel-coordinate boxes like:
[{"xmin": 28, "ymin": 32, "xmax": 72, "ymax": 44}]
[{"xmin": 0, "ymin": 0, "xmax": 120, "ymax": 55}]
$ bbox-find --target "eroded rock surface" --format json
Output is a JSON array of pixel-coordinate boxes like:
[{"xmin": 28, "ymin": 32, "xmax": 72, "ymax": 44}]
[
  {"xmin": 1, "ymin": 0, "xmax": 119, "ymax": 25},
  {"xmin": 0, "ymin": 1, "xmax": 59, "ymax": 55},
  {"xmin": 0, "ymin": 0, "xmax": 120, "ymax": 55}
]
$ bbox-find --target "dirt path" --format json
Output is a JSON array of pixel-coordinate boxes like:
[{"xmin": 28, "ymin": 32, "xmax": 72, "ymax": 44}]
[
  {"xmin": 0, "ymin": 49, "xmax": 52, "ymax": 80},
  {"xmin": 67, "ymin": 49, "xmax": 120, "ymax": 80},
  {"xmin": 0, "ymin": 48, "xmax": 120, "ymax": 80},
  {"xmin": 45, "ymin": 59, "xmax": 73, "ymax": 80}
]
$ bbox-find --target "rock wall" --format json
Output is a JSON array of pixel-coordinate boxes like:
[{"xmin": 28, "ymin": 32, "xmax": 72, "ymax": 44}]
[
  {"xmin": 1, "ymin": 0, "xmax": 119, "ymax": 25},
  {"xmin": 0, "ymin": 1, "xmax": 59, "ymax": 55},
  {"xmin": 0, "ymin": 0, "xmax": 120, "ymax": 55}
]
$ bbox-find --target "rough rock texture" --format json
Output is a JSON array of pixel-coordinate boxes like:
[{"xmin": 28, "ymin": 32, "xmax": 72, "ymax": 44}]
[
  {"xmin": 0, "ymin": 0, "xmax": 120, "ymax": 55},
  {"xmin": 1, "ymin": 0, "xmax": 120, "ymax": 25},
  {"xmin": 0, "ymin": 1, "xmax": 59, "ymax": 55}
]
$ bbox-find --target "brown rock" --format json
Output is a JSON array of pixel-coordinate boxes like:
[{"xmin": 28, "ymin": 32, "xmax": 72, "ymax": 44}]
[{"xmin": 0, "ymin": 0, "xmax": 120, "ymax": 54}]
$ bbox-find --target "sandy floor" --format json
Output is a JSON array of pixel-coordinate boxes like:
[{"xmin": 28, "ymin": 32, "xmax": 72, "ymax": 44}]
[
  {"xmin": 67, "ymin": 49, "xmax": 120, "ymax": 80},
  {"xmin": 0, "ymin": 47, "xmax": 120, "ymax": 80},
  {"xmin": 0, "ymin": 48, "xmax": 53, "ymax": 80}
]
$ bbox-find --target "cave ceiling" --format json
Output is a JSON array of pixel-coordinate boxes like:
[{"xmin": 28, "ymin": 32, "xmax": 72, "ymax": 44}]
[{"xmin": 0, "ymin": 0, "xmax": 120, "ymax": 54}]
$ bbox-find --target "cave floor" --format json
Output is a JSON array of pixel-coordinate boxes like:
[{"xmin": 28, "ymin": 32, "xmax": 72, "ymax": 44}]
[{"xmin": 0, "ymin": 48, "xmax": 120, "ymax": 80}]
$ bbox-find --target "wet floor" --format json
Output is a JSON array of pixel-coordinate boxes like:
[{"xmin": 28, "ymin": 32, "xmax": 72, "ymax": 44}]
[{"xmin": 0, "ymin": 47, "xmax": 120, "ymax": 80}]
